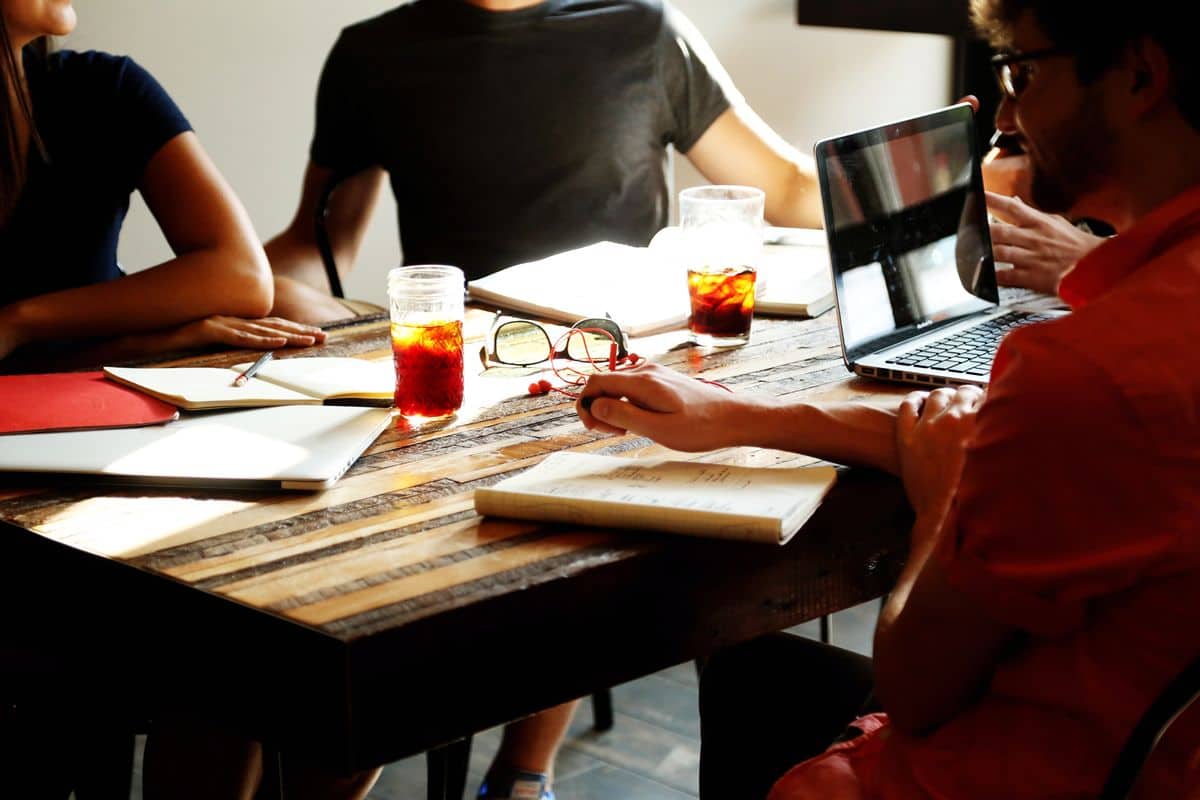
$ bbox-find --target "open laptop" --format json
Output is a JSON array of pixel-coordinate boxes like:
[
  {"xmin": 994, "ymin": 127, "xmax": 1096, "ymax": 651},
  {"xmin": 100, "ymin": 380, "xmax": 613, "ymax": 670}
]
[
  {"xmin": 0, "ymin": 405, "xmax": 393, "ymax": 491},
  {"xmin": 815, "ymin": 103, "xmax": 1063, "ymax": 386}
]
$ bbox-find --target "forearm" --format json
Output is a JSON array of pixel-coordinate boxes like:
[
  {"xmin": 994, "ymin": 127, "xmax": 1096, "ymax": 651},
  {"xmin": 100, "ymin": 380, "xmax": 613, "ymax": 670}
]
[
  {"xmin": 739, "ymin": 395, "xmax": 901, "ymax": 473},
  {"xmin": 763, "ymin": 157, "xmax": 823, "ymax": 230},
  {"xmin": 2, "ymin": 246, "xmax": 271, "ymax": 348},
  {"xmin": 875, "ymin": 510, "xmax": 944, "ymax": 640},
  {"xmin": 874, "ymin": 526, "xmax": 957, "ymax": 735},
  {"xmin": 872, "ymin": 508, "xmax": 1010, "ymax": 735}
]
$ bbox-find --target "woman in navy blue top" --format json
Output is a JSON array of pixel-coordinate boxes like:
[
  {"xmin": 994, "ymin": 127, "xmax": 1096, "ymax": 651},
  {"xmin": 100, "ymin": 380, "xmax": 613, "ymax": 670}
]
[
  {"xmin": 0, "ymin": 2, "xmax": 391, "ymax": 798},
  {"xmin": 0, "ymin": 0, "xmax": 326, "ymax": 368}
]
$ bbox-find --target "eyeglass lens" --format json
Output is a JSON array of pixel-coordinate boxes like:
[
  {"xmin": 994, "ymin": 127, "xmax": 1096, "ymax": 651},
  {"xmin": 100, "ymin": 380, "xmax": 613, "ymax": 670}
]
[
  {"xmin": 563, "ymin": 328, "xmax": 620, "ymax": 362},
  {"xmin": 493, "ymin": 320, "xmax": 553, "ymax": 366},
  {"xmin": 1001, "ymin": 62, "xmax": 1028, "ymax": 98}
]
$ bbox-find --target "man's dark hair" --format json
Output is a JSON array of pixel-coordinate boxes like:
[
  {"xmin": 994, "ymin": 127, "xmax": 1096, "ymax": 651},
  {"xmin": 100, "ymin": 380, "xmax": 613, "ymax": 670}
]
[{"xmin": 971, "ymin": 1, "xmax": 1200, "ymax": 132}]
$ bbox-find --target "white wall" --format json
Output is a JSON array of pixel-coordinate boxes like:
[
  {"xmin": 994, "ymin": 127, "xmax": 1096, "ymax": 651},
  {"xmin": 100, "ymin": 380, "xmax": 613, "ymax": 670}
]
[{"xmin": 68, "ymin": 0, "xmax": 951, "ymax": 309}]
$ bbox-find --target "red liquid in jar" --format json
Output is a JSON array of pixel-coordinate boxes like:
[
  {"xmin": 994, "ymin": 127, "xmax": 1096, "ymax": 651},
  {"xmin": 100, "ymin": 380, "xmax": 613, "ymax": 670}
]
[{"xmin": 391, "ymin": 319, "xmax": 464, "ymax": 417}]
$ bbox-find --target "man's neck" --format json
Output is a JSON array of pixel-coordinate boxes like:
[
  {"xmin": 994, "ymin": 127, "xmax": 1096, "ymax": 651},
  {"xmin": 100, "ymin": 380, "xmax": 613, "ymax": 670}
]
[
  {"xmin": 460, "ymin": 0, "xmax": 547, "ymax": 10},
  {"xmin": 1104, "ymin": 122, "xmax": 1200, "ymax": 233}
]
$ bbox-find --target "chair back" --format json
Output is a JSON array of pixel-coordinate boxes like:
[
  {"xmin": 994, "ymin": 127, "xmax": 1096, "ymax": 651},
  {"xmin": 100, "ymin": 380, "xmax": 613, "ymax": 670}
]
[
  {"xmin": 1100, "ymin": 651, "xmax": 1200, "ymax": 799},
  {"xmin": 314, "ymin": 172, "xmax": 349, "ymax": 299}
]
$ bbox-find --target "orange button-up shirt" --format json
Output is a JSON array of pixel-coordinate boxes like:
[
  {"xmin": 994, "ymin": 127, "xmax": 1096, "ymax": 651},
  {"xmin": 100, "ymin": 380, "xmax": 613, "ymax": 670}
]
[{"xmin": 772, "ymin": 186, "xmax": 1200, "ymax": 800}]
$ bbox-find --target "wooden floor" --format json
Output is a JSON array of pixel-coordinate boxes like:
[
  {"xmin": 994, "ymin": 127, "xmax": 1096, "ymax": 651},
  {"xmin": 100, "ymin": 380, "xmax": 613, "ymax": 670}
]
[{"xmin": 122, "ymin": 602, "xmax": 875, "ymax": 800}]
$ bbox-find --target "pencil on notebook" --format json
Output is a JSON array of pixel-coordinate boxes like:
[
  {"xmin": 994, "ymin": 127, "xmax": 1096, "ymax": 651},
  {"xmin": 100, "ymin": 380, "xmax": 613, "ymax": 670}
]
[{"xmin": 232, "ymin": 352, "xmax": 274, "ymax": 387}]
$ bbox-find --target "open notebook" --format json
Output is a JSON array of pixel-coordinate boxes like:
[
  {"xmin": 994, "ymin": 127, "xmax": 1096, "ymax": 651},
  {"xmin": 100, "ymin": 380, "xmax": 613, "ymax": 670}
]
[
  {"xmin": 475, "ymin": 451, "xmax": 838, "ymax": 545},
  {"xmin": 0, "ymin": 405, "xmax": 393, "ymax": 490},
  {"xmin": 467, "ymin": 241, "xmax": 690, "ymax": 337},
  {"xmin": 104, "ymin": 357, "xmax": 394, "ymax": 410}
]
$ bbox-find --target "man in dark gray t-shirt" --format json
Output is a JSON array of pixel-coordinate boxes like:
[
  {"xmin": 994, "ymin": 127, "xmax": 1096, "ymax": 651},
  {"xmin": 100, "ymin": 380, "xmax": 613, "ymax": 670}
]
[
  {"xmin": 265, "ymin": 6, "xmax": 821, "ymax": 792},
  {"xmin": 267, "ymin": 0, "xmax": 823, "ymax": 323}
]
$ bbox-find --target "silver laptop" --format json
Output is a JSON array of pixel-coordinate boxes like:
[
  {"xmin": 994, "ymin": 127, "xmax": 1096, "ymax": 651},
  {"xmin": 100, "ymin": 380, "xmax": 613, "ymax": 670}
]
[
  {"xmin": 815, "ymin": 103, "xmax": 1063, "ymax": 387},
  {"xmin": 0, "ymin": 405, "xmax": 393, "ymax": 491}
]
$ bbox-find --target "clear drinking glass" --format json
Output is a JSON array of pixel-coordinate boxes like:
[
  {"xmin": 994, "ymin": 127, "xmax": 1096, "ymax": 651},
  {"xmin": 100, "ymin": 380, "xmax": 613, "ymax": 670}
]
[
  {"xmin": 387, "ymin": 265, "xmax": 465, "ymax": 418},
  {"xmin": 680, "ymin": 185, "xmax": 764, "ymax": 347}
]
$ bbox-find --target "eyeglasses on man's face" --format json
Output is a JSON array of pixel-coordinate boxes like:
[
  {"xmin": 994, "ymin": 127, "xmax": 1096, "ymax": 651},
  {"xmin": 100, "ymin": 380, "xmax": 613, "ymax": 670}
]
[
  {"xmin": 479, "ymin": 313, "xmax": 629, "ymax": 369},
  {"xmin": 990, "ymin": 46, "xmax": 1073, "ymax": 100}
]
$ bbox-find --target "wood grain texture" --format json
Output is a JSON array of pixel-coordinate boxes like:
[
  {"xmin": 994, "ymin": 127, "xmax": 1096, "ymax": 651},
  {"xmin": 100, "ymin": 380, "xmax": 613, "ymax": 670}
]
[{"xmin": 0, "ymin": 309, "xmax": 913, "ymax": 770}]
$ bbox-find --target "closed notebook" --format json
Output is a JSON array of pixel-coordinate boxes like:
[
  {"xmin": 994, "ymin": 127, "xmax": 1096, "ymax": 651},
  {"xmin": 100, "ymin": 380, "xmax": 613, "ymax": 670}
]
[
  {"xmin": 755, "ymin": 239, "xmax": 835, "ymax": 318},
  {"xmin": 103, "ymin": 357, "xmax": 394, "ymax": 411},
  {"xmin": 0, "ymin": 405, "xmax": 393, "ymax": 491},
  {"xmin": 0, "ymin": 371, "xmax": 179, "ymax": 435},
  {"xmin": 474, "ymin": 451, "xmax": 838, "ymax": 545}
]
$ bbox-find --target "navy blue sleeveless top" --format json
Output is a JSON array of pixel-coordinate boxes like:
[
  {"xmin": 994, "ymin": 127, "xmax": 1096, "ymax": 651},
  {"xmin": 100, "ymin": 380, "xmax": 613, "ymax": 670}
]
[{"xmin": 0, "ymin": 49, "xmax": 191, "ymax": 309}]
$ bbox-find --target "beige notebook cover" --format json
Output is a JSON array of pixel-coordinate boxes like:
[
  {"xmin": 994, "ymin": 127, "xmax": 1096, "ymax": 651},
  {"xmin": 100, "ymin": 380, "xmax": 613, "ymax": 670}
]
[
  {"xmin": 475, "ymin": 451, "xmax": 838, "ymax": 545},
  {"xmin": 104, "ymin": 357, "xmax": 394, "ymax": 411}
]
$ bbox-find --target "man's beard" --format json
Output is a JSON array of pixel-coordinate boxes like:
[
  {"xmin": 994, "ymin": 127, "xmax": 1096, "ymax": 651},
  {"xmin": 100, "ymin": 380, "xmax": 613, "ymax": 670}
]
[{"xmin": 1025, "ymin": 96, "xmax": 1115, "ymax": 216}]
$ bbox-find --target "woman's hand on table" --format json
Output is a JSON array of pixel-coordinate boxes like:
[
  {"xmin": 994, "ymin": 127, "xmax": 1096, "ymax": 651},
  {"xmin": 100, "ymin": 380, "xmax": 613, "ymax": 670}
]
[
  {"xmin": 154, "ymin": 315, "xmax": 328, "ymax": 351},
  {"xmin": 96, "ymin": 315, "xmax": 328, "ymax": 363}
]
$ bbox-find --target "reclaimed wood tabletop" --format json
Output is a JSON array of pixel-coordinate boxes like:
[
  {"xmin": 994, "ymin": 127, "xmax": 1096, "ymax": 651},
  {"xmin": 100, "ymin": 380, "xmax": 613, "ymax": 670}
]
[{"xmin": 0, "ymin": 308, "xmax": 913, "ymax": 773}]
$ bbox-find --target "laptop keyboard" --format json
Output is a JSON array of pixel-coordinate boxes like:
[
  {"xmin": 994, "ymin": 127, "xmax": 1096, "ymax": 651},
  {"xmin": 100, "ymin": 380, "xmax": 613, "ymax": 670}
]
[{"xmin": 884, "ymin": 311, "xmax": 1054, "ymax": 377}]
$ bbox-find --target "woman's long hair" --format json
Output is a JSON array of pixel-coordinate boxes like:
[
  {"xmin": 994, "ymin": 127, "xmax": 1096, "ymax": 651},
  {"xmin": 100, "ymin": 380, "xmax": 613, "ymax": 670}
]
[{"xmin": 0, "ymin": 16, "xmax": 47, "ymax": 227}]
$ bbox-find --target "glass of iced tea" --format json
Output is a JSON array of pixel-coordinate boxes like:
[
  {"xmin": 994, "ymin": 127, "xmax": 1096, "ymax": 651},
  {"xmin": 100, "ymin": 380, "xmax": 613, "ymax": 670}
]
[
  {"xmin": 679, "ymin": 185, "xmax": 764, "ymax": 347},
  {"xmin": 387, "ymin": 265, "xmax": 465, "ymax": 418}
]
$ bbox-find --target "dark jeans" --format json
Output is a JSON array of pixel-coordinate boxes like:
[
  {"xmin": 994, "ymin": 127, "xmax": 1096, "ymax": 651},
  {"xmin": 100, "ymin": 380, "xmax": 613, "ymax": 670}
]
[{"xmin": 698, "ymin": 634, "xmax": 876, "ymax": 800}]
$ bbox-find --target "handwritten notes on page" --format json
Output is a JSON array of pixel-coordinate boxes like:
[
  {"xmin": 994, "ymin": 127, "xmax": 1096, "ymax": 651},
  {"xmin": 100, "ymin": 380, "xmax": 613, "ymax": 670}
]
[{"xmin": 474, "ymin": 452, "xmax": 837, "ymax": 545}]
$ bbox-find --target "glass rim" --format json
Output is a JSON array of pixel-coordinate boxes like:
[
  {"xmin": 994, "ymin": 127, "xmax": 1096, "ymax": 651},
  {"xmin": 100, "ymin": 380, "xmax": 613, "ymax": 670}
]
[
  {"xmin": 388, "ymin": 264, "xmax": 464, "ymax": 297},
  {"xmin": 679, "ymin": 185, "xmax": 765, "ymax": 203},
  {"xmin": 386, "ymin": 263, "xmax": 460, "ymax": 280}
]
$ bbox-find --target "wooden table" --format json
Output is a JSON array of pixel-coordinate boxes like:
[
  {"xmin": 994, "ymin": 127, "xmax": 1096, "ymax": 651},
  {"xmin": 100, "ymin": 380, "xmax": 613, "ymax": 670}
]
[{"xmin": 0, "ymin": 309, "xmax": 913, "ymax": 776}]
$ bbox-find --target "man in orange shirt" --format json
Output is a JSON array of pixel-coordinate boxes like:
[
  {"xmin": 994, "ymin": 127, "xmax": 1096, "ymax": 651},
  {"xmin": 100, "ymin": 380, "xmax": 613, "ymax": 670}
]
[{"xmin": 575, "ymin": 0, "xmax": 1200, "ymax": 797}]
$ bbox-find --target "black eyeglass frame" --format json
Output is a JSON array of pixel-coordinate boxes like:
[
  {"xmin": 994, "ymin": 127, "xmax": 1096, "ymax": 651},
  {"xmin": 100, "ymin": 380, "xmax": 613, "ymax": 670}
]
[
  {"xmin": 480, "ymin": 312, "xmax": 629, "ymax": 369},
  {"xmin": 990, "ymin": 46, "xmax": 1073, "ymax": 100}
]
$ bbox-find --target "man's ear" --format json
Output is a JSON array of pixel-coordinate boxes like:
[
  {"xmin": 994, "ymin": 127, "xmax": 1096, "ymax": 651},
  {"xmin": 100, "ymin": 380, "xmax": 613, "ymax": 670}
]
[{"xmin": 1124, "ymin": 36, "xmax": 1172, "ymax": 116}]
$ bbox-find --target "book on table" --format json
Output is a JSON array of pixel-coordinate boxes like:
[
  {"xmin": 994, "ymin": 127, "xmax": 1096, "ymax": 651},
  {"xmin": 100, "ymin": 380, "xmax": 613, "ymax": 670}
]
[
  {"xmin": 466, "ymin": 241, "xmax": 690, "ymax": 337},
  {"xmin": 474, "ymin": 451, "xmax": 838, "ymax": 545},
  {"xmin": 755, "ymin": 231, "xmax": 835, "ymax": 318},
  {"xmin": 0, "ymin": 371, "xmax": 179, "ymax": 435},
  {"xmin": 103, "ymin": 357, "xmax": 395, "ymax": 411}
]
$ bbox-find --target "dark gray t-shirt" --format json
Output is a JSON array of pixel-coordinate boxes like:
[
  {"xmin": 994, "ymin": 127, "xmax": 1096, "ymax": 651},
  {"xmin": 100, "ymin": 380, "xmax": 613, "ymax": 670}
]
[{"xmin": 311, "ymin": 0, "xmax": 731, "ymax": 280}]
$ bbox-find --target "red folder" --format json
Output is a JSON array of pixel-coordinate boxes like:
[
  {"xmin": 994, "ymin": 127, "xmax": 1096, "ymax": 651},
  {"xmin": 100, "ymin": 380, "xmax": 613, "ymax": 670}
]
[{"xmin": 0, "ymin": 371, "xmax": 179, "ymax": 435}]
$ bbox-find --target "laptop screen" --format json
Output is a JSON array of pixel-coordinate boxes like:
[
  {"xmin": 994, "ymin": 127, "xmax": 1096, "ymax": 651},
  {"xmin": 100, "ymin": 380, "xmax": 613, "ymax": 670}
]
[{"xmin": 815, "ymin": 104, "xmax": 998, "ymax": 361}]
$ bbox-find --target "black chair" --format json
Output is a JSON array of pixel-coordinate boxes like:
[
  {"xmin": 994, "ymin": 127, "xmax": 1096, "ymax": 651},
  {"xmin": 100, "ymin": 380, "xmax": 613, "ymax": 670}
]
[
  {"xmin": 1099, "ymin": 650, "xmax": 1200, "ymax": 799},
  {"xmin": 313, "ymin": 172, "xmax": 349, "ymax": 301}
]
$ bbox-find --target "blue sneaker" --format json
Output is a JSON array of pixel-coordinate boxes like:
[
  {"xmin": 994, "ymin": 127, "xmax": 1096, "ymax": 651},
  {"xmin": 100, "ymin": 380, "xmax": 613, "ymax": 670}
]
[{"xmin": 477, "ymin": 768, "xmax": 555, "ymax": 800}]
